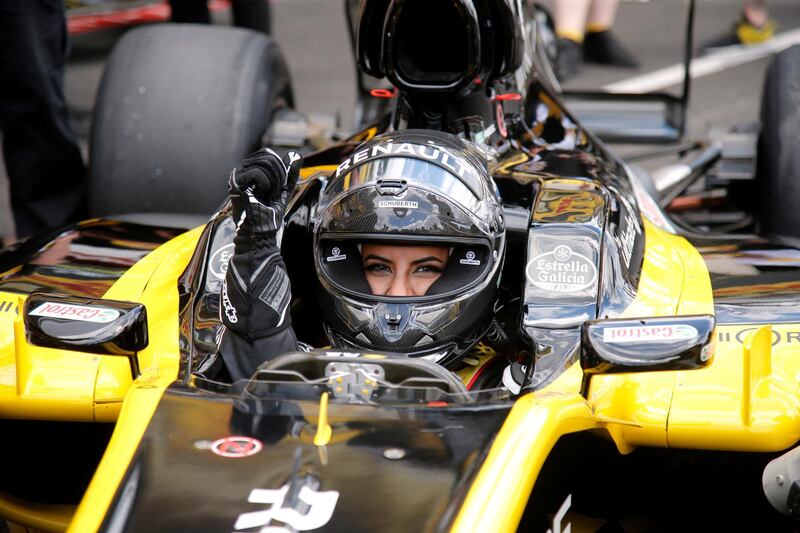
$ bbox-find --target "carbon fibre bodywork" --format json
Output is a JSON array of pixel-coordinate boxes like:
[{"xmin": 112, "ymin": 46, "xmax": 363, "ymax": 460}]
[{"xmin": 98, "ymin": 381, "xmax": 511, "ymax": 532}]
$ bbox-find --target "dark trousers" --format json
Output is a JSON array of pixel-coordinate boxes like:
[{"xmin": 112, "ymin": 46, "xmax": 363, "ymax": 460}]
[{"xmin": 0, "ymin": 0, "xmax": 86, "ymax": 238}]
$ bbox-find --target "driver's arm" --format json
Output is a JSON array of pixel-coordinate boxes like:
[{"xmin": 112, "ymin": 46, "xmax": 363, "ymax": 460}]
[{"xmin": 218, "ymin": 148, "xmax": 303, "ymax": 381}]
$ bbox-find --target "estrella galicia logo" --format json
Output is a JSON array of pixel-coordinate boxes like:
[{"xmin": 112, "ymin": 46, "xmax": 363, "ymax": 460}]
[
  {"xmin": 526, "ymin": 245, "xmax": 597, "ymax": 293},
  {"xmin": 326, "ymin": 247, "xmax": 347, "ymax": 262},
  {"xmin": 459, "ymin": 250, "xmax": 481, "ymax": 266},
  {"xmin": 210, "ymin": 243, "xmax": 234, "ymax": 280},
  {"xmin": 553, "ymin": 245, "xmax": 571, "ymax": 262}
]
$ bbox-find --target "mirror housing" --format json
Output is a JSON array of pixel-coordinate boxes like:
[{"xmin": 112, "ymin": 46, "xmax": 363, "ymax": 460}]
[
  {"xmin": 24, "ymin": 292, "xmax": 148, "ymax": 379},
  {"xmin": 580, "ymin": 314, "xmax": 715, "ymax": 397}
]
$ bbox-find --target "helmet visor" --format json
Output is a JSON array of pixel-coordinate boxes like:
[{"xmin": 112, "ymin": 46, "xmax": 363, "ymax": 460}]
[
  {"xmin": 322, "ymin": 157, "xmax": 484, "ymax": 217},
  {"xmin": 317, "ymin": 238, "xmax": 493, "ymax": 302}
]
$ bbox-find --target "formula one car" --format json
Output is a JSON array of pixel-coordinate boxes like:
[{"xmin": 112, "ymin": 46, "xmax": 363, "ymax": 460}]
[{"xmin": 3, "ymin": 1, "xmax": 800, "ymax": 532}]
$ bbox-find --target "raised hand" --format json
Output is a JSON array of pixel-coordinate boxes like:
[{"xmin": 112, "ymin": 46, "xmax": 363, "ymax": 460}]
[{"xmin": 228, "ymin": 148, "xmax": 303, "ymax": 240}]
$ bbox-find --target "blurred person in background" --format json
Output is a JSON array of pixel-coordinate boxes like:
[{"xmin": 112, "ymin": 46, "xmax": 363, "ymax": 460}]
[
  {"xmin": 702, "ymin": 0, "xmax": 774, "ymax": 52},
  {"xmin": 548, "ymin": 0, "xmax": 640, "ymax": 80},
  {"xmin": 169, "ymin": 0, "xmax": 272, "ymax": 34},
  {"xmin": 0, "ymin": 0, "xmax": 87, "ymax": 241}
]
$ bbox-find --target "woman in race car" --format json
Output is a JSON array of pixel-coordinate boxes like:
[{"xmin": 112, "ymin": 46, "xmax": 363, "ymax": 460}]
[{"xmin": 216, "ymin": 130, "xmax": 514, "ymax": 390}]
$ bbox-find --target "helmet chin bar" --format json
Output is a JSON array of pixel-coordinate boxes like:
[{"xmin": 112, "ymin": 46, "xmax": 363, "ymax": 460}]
[
  {"xmin": 316, "ymin": 236, "xmax": 503, "ymax": 368},
  {"xmin": 325, "ymin": 325, "xmax": 458, "ymax": 366}
]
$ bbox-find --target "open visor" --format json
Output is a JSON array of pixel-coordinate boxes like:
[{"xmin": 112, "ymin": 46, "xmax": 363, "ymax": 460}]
[{"xmin": 317, "ymin": 238, "xmax": 493, "ymax": 302}]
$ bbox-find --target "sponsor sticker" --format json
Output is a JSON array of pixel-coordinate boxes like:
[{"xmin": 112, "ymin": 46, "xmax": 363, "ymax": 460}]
[
  {"xmin": 700, "ymin": 343, "xmax": 713, "ymax": 362},
  {"xmin": 459, "ymin": 250, "xmax": 481, "ymax": 266},
  {"xmin": 259, "ymin": 266, "xmax": 290, "ymax": 315},
  {"xmin": 234, "ymin": 483, "xmax": 339, "ymax": 531},
  {"xmin": 209, "ymin": 243, "xmax": 234, "ymax": 280},
  {"xmin": 221, "ymin": 280, "xmax": 238, "ymax": 324},
  {"xmin": 618, "ymin": 213, "xmax": 637, "ymax": 268},
  {"xmin": 378, "ymin": 200, "xmax": 418, "ymax": 209},
  {"xmin": 324, "ymin": 351, "xmax": 362, "ymax": 357},
  {"xmin": 526, "ymin": 245, "xmax": 597, "ymax": 292},
  {"xmin": 210, "ymin": 436, "xmax": 263, "ymax": 458},
  {"xmin": 30, "ymin": 302, "xmax": 119, "ymax": 323},
  {"xmin": 717, "ymin": 326, "xmax": 794, "ymax": 346},
  {"xmin": 603, "ymin": 324, "xmax": 698, "ymax": 344},
  {"xmin": 326, "ymin": 247, "xmax": 347, "ymax": 262},
  {"xmin": 335, "ymin": 141, "xmax": 472, "ymax": 180}
]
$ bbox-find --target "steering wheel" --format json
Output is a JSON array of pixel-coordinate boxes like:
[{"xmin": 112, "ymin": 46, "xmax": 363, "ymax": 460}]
[{"xmin": 250, "ymin": 351, "xmax": 472, "ymax": 403}]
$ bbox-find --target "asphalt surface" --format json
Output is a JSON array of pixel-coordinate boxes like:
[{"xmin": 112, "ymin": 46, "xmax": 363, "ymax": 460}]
[{"xmin": 2, "ymin": 0, "xmax": 800, "ymax": 239}]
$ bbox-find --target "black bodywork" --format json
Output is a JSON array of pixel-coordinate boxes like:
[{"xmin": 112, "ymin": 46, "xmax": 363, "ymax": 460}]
[
  {"xmin": 101, "ymin": 381, "xmax": 510, "ymax": 532},
  {"xmin": 0, "ymin": 220, "xmax": 184, "ymax": 299}
]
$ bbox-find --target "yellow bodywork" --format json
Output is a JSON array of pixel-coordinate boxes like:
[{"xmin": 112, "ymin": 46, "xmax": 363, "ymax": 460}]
[
  {"xmin": 0, "ymin": 226, "xmax": 202, "ymax": 532},
  {"xmin": 451, "ymin": 220, "xmax": 800, "ymax": 533},
  {"xmin": 6, "ymin": 211, "xmax": 800, "ymax": 532}
]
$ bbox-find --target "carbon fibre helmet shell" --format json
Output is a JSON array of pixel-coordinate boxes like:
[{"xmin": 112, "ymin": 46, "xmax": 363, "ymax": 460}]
[{"xmin": 313, "ymin": 130, "xmax": 506, "ymax": 367}]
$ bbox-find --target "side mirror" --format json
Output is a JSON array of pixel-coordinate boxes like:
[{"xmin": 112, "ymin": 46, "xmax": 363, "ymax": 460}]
[
  {"xmin": 580, "ymin": 314, "xmax": 715, "ymax": 398},
  {"xmin": 24, "ymin": 293, "xmax": 148, "ymax": 379}
]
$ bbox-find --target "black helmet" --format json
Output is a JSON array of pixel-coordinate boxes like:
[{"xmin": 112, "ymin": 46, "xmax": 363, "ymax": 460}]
[{"xmin": 313, "ymin": 130, "xmax": 506, "ymax": 368}]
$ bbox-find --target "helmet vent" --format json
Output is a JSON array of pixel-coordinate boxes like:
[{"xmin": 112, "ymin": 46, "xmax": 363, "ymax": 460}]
[{"xmin": 376, "ymin": 179, "xmax": 408, "ymax": 196}]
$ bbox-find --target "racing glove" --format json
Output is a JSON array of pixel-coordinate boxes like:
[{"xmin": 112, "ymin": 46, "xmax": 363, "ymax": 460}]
[{"xmin": 219, "ymin": 148, "xmax": 303, "ymax": 380}]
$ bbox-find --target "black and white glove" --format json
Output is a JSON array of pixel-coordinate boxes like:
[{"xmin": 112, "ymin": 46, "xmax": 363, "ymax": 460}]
[
  {"xmin": 228, "ymin": 147, "xmax": 302, "ymax": 247},
  {"xmin": 221, "ymin": 148, "xmax": 303, "ymax": 341}
]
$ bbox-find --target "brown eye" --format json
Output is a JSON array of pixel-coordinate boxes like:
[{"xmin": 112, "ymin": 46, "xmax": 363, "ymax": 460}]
[
  {"xmin": 414, "ymin": 264, "xmax": 443, "ymax": 275},
  {"xmin": 365, "ymin": 262, "xmax": 392, "ymax": 275}
]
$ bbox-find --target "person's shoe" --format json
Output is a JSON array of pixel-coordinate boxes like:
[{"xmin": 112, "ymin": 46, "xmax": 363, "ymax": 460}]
[
  {"xmin": 701, "ymin": 17, "xmax": 775, "ymax": 53},
  {"xmin": 556, "ymin": 37, "xmax": 584, "ymax": 81},
  {"xmin": 583, "ymin": 30, "xmax": 640, "ymax": 68}
]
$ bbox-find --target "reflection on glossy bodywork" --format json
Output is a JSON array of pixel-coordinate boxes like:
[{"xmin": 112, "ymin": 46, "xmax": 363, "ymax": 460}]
[
  {"xmin": 97, "ymin": 382, "xmax": 510, "ymax": 532},
  {"xmin": 696, "ymin": 240, "xmax": 800, "ymax": 323},
  {"xmin": 0, "ymin": 220, "xmax": 183, "ymax": 298}
]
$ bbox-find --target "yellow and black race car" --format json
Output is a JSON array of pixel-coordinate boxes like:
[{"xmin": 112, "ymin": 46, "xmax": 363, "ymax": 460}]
[{"xmin": 3, "ymin": 0, "xmax": 800, "ymax": 531}]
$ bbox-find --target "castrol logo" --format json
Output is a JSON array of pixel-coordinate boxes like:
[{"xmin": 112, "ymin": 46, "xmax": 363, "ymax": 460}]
[
  {"xmin": 603, "ymin": 324, "xmax": 698, "ymax": 344},
  {"xmin": 30, "ymin": 302, "xmax": 120, "ymax": 323}
]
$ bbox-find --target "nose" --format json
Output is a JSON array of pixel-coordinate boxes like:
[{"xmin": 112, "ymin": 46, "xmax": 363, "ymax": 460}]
[{"xmin": 386, "ymin": 275, "xmax": 412, "ymax": 297}]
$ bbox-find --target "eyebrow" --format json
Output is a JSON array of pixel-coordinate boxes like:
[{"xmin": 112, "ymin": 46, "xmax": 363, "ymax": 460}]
[
  {"xmin": 362, "ymin": 254, "xmax": 444, "ymax": 265},
  {"xmin": 363, "ymin": 254, "xmax": 391, "ymax": 263},
  {"xmin": 412, "ymin": 256, "xmax": 445, "ymax": 265}
]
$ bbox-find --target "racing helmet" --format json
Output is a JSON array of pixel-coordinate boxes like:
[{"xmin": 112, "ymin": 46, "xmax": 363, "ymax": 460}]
[{"xmin": 313, "ymin": 130, "xmax": 506, "ymax": 368}]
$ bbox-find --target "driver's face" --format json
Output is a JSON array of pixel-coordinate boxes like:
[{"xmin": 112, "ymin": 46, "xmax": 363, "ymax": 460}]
[{"xmin": 361, "ymin": 243, "xmax": 449, "ymax": 296}]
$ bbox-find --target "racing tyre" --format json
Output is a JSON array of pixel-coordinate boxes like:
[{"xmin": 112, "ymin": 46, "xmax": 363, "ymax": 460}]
[
  {"xmin": 757, "ymin": 44, "xmax": 800, "ymax": 237},
  {"xmin": 89, "ymin": 24, "xmax": 292, "ymax": 216}
]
